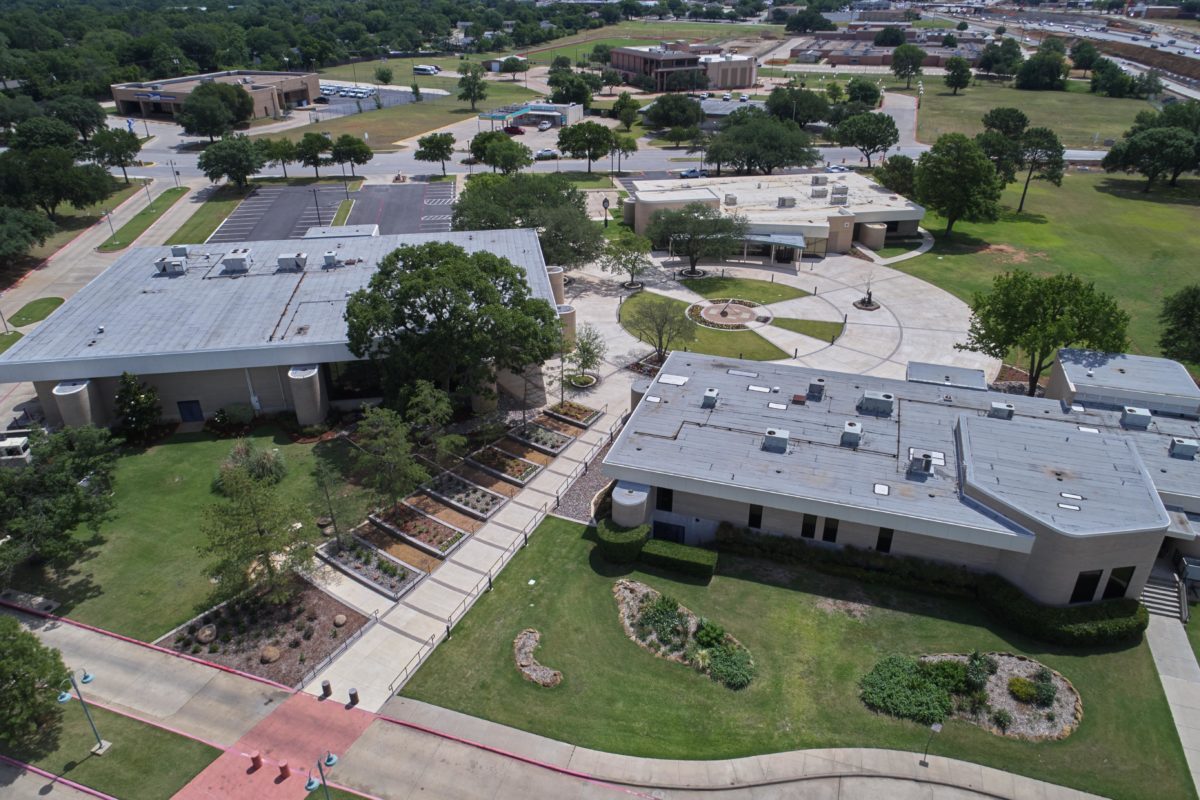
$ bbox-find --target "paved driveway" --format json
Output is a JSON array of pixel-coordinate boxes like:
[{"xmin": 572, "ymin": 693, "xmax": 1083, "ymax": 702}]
[
  {"xmin": 348, "ymin": 183, "xmax": 453, "ymax": 234},
  {"xmin": 207, "ymin": 185, "xmax": 350, "ymax": 243}
]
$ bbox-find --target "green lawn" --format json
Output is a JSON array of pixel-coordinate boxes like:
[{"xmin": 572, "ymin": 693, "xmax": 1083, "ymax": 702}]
[
  {"xmin": 165, "ymin": 185, "xmax": 250, "ymax": 245},
  {"xmin": 402, "ymin": 517, "xmax": 1192, "ymax": 800},
  {"xmin": 772, "ymin": 318, "xmax": 844, "ymax": 342},
  {"xmin": 8, "ymin": 297, "xmax": 64, "ymax": 327},
  {"xmin": 518, "ymin": 20, "xmax": 779, "ymax": 65},
  {"xmin": 892, "ymin": 173, "xmax": 1200, "ymax": 357},
  {"xmin": 873, "ymin": 238, "xmax": 926, "ymax": 260},
  {"xmin": 10, "ymin": 425, "xmax": 369, "ymax": 641},
  {"xmin": 558, "ymin": 170, "xmax": 613, "ymax": 189},
  {"xmin": 332, "ymin": 199, "xmax": 353, "ymax": 226},
  {"xmin": 98, "ymin": 187, "xmax": 189, "ymax": 252},
  {"xmin": 0, "ymin": 704, "xmax": 218, "ymax": 800},
  {"xmin": 620, "ymin": 291, "xmax": 788, "ymax": 361},
  {"xmin": 684, "ymin": 276, "xmax": 809, "ymax": 305},
  {"xmin": 0, "ymin": 331, "xmax": 22, "ymax": 353}
]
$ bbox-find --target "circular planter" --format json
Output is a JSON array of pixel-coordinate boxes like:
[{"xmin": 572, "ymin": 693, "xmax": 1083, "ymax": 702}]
[
  {"xmin": 623, "ymin": 281, "xmax": 644, "ymax": 290},
  {"xmin": 678, "ymin": 268, "xmax": 708, "ymax": 279},
  {"xmin": 568, "ymin": 373, "xmax": 598, "ymax": 388}
]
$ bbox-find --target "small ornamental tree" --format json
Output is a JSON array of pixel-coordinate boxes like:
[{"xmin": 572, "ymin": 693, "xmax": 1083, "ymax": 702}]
[
  {"xmin": 259, "ymin": 137, "xmax": 297, "ymax": 179},
  {"xmin": 0, "ymin": 616, "xmax": 70, "ymax": 751},
  {"xmin": 612, "ymin": 91, "xmax": 642, "ymax": 131},
  {"xmin": 943, "ymin": 56, "xmax": 972, "ymax": 95},
  {"xmin": 114, "ymin": 372, "xmax": 161, "ymax": 443},
  {"xmin": 567, "ymin": 322, "xmax": 608, "ymax": 382},
  {"xmin": 375, "ymin": 66, "xmax": 393, "ymax": 85},
  {"xmin": 834, "ymin": 112, "xmax": 898, "ymax": 167},
  {"xmin": 891, "ymin": 44, "xmax": 926, "ymax": 90},
  {"xmin": 350, "ymin": 406, "xmax": 427, "ymax": 510},
  {"xmin": 623, "ymin": 294, "xmax": 696, "ymax": 362},
  {"xmin": 600, "ymin": 230, "xmax": 653, "ymax": 287},
  {"xmin": 330, "ymin": 134, "xmax": 373, "ymax": 176},
  {"xmin": 414, "ymin": 132, "xmax": 456, "ymax": 175},
  {"xmin": 457, "ymin": 63, "xmax": 489, "ymax": 110},
  {"xmin": 296, "ymin": 132, "xmax": 331, "ymax": 178}
]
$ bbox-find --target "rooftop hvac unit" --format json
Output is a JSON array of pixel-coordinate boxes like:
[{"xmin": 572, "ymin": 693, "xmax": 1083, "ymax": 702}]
[
  {"xmin": 222, "ymin": 248, "xmax": 251, "ymax": 273},
  {"xmin": 702, "ymin": 387, "xmax": 719, "ymax": 409},
  {"xmin": 762, "ymin": 428, "xmax": 789, "ymax": 454},
  {"xmin": 811, "ymin": 175, "xmax": 828, "ymax": 186},
  {"xmin": 811, "ymin": 187, "xmax": 828, "ymax": 199},
  {"xmin": 170, "ymin": 244, "xmax": 190, "ymax": 258},
  {"xmin": 277, "ymin": 252, "xmax": 308, "ymax": 271},
  {"xmin": 857, "ymin": 390, "xmax": 895, "ymax": 416},
  {"xmin": 831, "ymin": 184, "xmax": 849, "ymax": 195},
  {"xmin": 841, "ymin": 420, "xmax": 862, "ymax": 448},
  {"xmin": 323, "ymin": 251, "xmax": 338, "ymax": 268},
  {"xmin": 777, "ymin": 196, "xmax": 796, "ymax": 209},
  {"xmin": 724, "ymin": 194, "xmax": 738, "ymax": 206},
  {"xmin": 1121, "ymin": 406, "xmax": 1152, "ymax": 429},
  {"xmin": 908, "ymin": 452, "xmax": 935, "ymax": 476},
  {"xmin": 1170, "ymin": 437, "xmax": 1199, "ymax": 459},
  {"xmin": 155, "ymin": 256, "xmax": 187, "ymax": 275},
  {"xmin": 988, "ymin": 402, "xmax": 1015, "ymax": 420},
  {"xmin": 830, "ymin": 196, "xmax": 849, "ymax": 205},
  {"xmin": 807, "ymin": 377, "xmax": 826, "ymax": 401}
]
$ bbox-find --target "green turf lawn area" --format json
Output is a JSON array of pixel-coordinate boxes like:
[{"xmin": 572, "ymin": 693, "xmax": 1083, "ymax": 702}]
[
  {"xmin": 911, "ymin": 17, "xmax": 956, "ymax": 28},
  {"xmin": 518, "ymin": 20, "xmax": 780, "ymax": 64},
  {"xmin": 9, "ymin": 424, "xmax": 369, "ymax": 641},
  {"xmin": 265, "ymin": 82, "xmax": 538, "ymax": 151},
  {"xmin": 8, "ymin": 297, "xmax": 64, "ymax": 327},
  {"xmin": 0, "ymin": 704, "xmax": 218, "ymax": 800},
  {"xmin": 318, "ymin": 56, "xmax": 472, "ymax": 83},
  {"xmin": 620, "ymin": 291, "xmax": 788, "ymax": 361},
  {"xmin": 332, "ymin": 199, "xmax": 353, "ymax": 226},
  {"xmin": 772, "ymin": 318, "xmax": 844, "ymax": 341},
  {"xmin": 98, "ymin": 187, "xmax": 189, "ymax": 252},
  {"xmin": 165, "ymin": 185, "xmax": 249, "ymax": 245},
  {"xmin": 402, "ymin": 517, "xmax": 1192, "ymax": 800},
  {"xmin": 557, "ymin": 170, "xmax": 613, "ymax": 189},
  {"xmin": 307, "ymin": 787, "xmax": 369, "ymax": 800},
  {"xmin": 891, "ymin": 173, "xmax": 1200, "ymax": 357},
  {"xmin": 684, "ymin": 276, "xmax": 809, "ymax": 304},
  {"xmin": 873, "ymin": 238, "xmax": 926, "ymax": 260},
  {"xmin": 0, "ymin": 331, "xmax": 22, "ymax": 353}
]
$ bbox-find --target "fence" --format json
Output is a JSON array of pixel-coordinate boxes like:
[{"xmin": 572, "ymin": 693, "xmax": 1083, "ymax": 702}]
[{"xmin": 296, "ymin": 608, "xmax": 380, "ymax": 689}]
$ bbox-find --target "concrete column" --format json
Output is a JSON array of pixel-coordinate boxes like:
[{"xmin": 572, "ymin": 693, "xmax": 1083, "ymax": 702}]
[
  {"xmin": 546, "ymin": 266, "xmax": 566, "ymax": 305},
  {"xmin": 557, "ymin": 304, "xmax": 576, "ymax": 346},
  {"xmin": 631, "ymin": 379, "xmax": 650, "ymax": 410},
  {"xmin": 287, "ymin": 365, "xmax": 327, "ymax": 427},
  {"xmin": 53, "ymin": 380, "xmax": 94, "ymax": 428},
  {"xmin": 859, "ymin": 222, "xmax": 887, "ymax": 250},
  {"xmin": 612, "ymin": 481, "xmax": 651, "ymax": 527}
]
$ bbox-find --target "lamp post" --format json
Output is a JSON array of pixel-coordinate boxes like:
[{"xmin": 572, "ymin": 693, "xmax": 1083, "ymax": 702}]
[
  {"xmin": 103, "ymin": 210, "xmax": 115, "ymax": 236},
  {"xmin": 919, "ymin": 722, "xmax": 942, "ymax": 767},
  {"xmin": 601, "ymin": 197, "xmax": 610, "ymax": 228},
  {"xmin": 58, "ymin": 669, "xmax": 111, "ymax": 756},
  {"xmin": 304, "ymin": 752, "xmax": 339, "ymax": 800},
  {"xmin": 312, "ymin": 188, "xmax": 324, "ymax": 226}
]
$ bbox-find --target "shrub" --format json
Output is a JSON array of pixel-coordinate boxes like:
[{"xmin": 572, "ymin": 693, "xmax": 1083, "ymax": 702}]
[
  {"xmin": 991, "ymin": 708, "xmax": 1013, "ymax": 731},
  {"xmin": 639, "ymin": 538, "xmax": 718, "ymax": 579},
  {"xmin": 708, "ymin": 643, "xmax": 755, "ymax": 689},
  {"xmin": 977, "ymin": 574, "xmax": 1148, "ymax": 646},
  {"xmin": 225, "ymin": 403, "xmax": 255, "ymax": 426},
  {"xmin": 965, "ymin": 650, "xmax": 997, "ymax": 691},
  {"xmin": 860, "ymin": 654, "xmax": 952, "ymax": 725},
  {"xmin": 919, "ymin": 659, "xmax": 968, "ymax": 695},
  {"xmin": 637, "ymin": 594, "xmax": 687, "ymax": 652},
  {"xmin": 594, "ymin": 518, "xmax": 650, "ymax": 563},
  {"xmin": 1008, "ymin": 676, "xmax": 1037, "ymax": 703},
  {"xmin": 1033, "ymin": 667, "xmax": 1057, "ymax": 707},
  {"xmin": 214, "ymin": 438, "xmax": 287, "ymax": 492},
  {"xmin": 695, "ymin": 618, "xmax": 725, "ymax": 649}
]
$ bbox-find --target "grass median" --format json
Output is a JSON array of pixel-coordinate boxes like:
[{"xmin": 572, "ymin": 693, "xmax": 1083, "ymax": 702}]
[
  {"xmin": 7, "ymin": 297, "xmax": 64, "ymax": 327},
  {"xmin": 98, "ymin": 187, "xmax": 189, "ymax": 252},
  {"xmin": 165, "ymin": 185, "xmax": 249, "ymax": 245}
]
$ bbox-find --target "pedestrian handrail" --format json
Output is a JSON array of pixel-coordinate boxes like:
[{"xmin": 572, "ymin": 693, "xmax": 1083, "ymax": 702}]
[
  {"xmin": 296, "ymin": 609, "xmax": 378, "ymax": 689},
  {"xmin": 386, "ymin": 632, "xmax": 437, "ymax": 693}
]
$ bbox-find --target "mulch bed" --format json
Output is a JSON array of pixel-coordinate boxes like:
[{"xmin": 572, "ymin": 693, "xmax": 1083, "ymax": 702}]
[
  {"xmin": 166, "ymin": 580, "xmax": 368, "ymax": 687},
  {"xmin": 556, "ymin": 440, "xmax": 613, "ymax": 522}
]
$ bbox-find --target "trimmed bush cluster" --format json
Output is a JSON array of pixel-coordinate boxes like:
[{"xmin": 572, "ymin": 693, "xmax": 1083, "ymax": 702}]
[
  {"xmin": 860, "ymin": 654, "xmax": 954, "ymax": 725},
  {"xmin": 707, "ymin": 642, "xmax": 755, "ymax": 690},
  {"xmin": 594, "ymin": 519, "xmax": 650, "ymax": 563},
  {"xmin": 1008, "ymin": 676, "xmax": 1038, "ymax": 704},
  {"xmin": 636, "ymin": 593, "xmax": 688, "ymax": 653},
  {"xmin": 628, "ymin": 588, "xmax": 755, "ymax": 690},
  {"xmin": 214, "ymin": 438, "xmax": 287, "ymax": 493},
  {"xmin": 714, "ymin": 523, "xmax": 1148, "ymax": 647},
  {"xmin": 639, "ymin": 538, "xmax": 718, "ymax": 579},
  {"xmin": 1009, "ymin": 667, "xmax": 1057, "ymax": 707}
]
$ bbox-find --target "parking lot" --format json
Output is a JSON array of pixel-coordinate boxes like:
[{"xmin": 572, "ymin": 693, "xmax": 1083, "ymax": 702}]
[{"xmin": 346, "ymin": 183, "xmax": 455, "ymax": 234}]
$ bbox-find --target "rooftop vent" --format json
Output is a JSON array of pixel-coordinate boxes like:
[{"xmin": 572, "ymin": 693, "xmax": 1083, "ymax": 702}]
[
  {"xmin": 1121, "ymin": 406, "xmax": 1152, "ymax": 429},
  {"xmin": 811, "ymin": 174, "xmax": 828, "ymax": 186},
  {"xmin": 154, "ymin": 256, "xmax": 188, "ymax": 275},
  {"xmin": 762, "ymin": 428, "xmax": 789, "ymax": 454},
  {"xmin": 277, "ymin": 252, "xmax": 308, "ymax": 271},
  {"xmin": 222, "ymin": 248, "xmax": 251, "ymax": 273},
  {"xmin": 988, "ymin": 401, "xmax": 1015, "ymax": 420},
  {"xmin": 908, "ymin": 452, "xmax": 934, "ymax": 476},
  {"xmin": 811, "ymin": 187, "xmax": 828, "ymax": 199},
  {"xmin": 777, "ymin": 196, "xmax": 796, "ymax": 208},
  {"xmin": 170, "ymin": 244, "xmax": 190, "ymax": 258},
  {"xmin": 807, "ymin": 378, "xmax": 826, "ymax": 401},
  {"xmin": 830, "ymin": 196, "xmax": 849, "ymax": 206},
  {"xmin": 701, "ymin": 387, "xmax": 719, "ymax": 409},
  {"xmin": 724, "ymin": 194, "xmax": 737, "ymax": 206},
  {"xmin": 857, "ymin": 390, "xmax": 894, "ymax": 416},
  {"xmin": 323, "ymin": 251, "xmax": 338, "ymax": 268},
  {"xmin": 1170, "ymin": 437, "xmax": 1199, "ymax": 459},
  {"xmin": 841, "ymin": 420, "xmax": 862, "ymax": 448},
  {"xmin": 831, "ymin": 184, "xmax": 849, "ymax": 195}
]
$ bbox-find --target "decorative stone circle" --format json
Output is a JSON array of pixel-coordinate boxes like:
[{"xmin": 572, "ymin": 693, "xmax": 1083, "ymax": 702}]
[
  {"xmin": 195, "ymin": 624, "xmax": 217, "ymax": 644},
  {"xmin": 259, "ymin": 645, "xmax": 281, "ymax": 664},
  {"xmin": 686, "ymin": 298, "xmax": 774, "ymax": 331},
  {"xmin": 513, "ymin": 628, "xmax": 562, "ymax": 687},
  {"xmin": 333, "ymin": 613, "xmax": 348, "ymax": 628}
]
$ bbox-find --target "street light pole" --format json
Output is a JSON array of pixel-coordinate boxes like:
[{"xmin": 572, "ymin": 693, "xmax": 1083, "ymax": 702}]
[
  {"xmin": 59, "ymin": 671, "xmax": 110, "ymax": 756},
  {"xmin": 919, "ymin": 722, "xmax": 942, "ymax": 767},
  {"xmin": 103, "ymin": 210, "xmax": 115, "ymax": 236},
  {"xmin": 312, "ymin": 188, "xmax": 323, "ymax": 226}
]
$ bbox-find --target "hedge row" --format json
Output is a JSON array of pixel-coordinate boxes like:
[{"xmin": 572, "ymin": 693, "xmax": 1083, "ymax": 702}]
[
  {"xmin": 640, "ymin": 538, "xmax": 718, "ymax": 580},
  {"xmin": 714, "ymin": 522, "xmax": 1148, "ymax": 647},
  {"xmin": 594, "ymin": 518, "xmax": 650, "ymax": 563}
]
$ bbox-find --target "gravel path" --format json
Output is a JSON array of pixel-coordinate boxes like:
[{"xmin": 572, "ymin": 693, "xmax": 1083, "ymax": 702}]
[{"xmin": 556, "ymin": 441, "xmax": 614, "ymax": 522}]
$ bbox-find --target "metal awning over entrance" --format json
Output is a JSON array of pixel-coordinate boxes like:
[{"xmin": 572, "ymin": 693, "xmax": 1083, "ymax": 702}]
[{"xmin": 744, "ymin": 233, "xmax": 806, "ymax": 249}]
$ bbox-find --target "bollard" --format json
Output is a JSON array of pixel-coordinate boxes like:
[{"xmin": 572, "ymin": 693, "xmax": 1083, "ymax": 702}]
[
  {"xmin": 445, "ymin": 623, "xmax": 452, "ymax": 641},
  {"xmin": 279, "ymin": 760, "xmax": 291, "ymax": 780},
  {"xmin": 321, "ymin": 680, "xmax": 331, "ymax": 699},
  {"xmin": 348, "ymin": 688, "xmax": 359, "ymax": 707},
  {"xmin": 487, "ymin": 574, "xmax": 493, "ymax": 591},
  {"xmin": 249, "ymin": 751, "xmax": 263, "ymax": 771}
]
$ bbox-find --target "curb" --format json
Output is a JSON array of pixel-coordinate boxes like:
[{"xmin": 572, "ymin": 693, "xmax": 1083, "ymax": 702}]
[{"xmin": 0, "ymin": 754, "xmax": 118, "ymax": 800}]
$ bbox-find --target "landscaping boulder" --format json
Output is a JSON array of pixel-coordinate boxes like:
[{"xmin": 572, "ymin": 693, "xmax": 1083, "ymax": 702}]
[
  {"xmin": 513, "ymin": 628, "xmax": 562, "ymax": 688},
  {"xmin": 259, "ymin": 645, "xmax": 281, "ymax": 664},
  {"xmin": 196, "ymin": 624, "xmax": 217, "ymax": 644},
  {"xmin": 333, "ymin": 613, "xmax": 347, "ymax": 628}
]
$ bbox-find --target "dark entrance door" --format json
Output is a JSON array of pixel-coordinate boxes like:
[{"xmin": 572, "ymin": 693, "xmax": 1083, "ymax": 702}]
[
  {"xmin": 653, "ymin": 520, "xmax": 686, "ymax": 544},
  {"xmin": 177, "ymin": 400, "xmax": 203, "ymax": 422}
]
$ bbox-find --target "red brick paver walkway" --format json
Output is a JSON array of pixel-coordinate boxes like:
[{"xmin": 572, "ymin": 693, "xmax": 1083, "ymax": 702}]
[{"xmin": 174, "ymin": 692, "xmax": 375, "ymax": 799}]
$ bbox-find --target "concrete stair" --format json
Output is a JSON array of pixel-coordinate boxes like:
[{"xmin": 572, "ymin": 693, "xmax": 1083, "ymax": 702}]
[{"xmin": 1142, "ymin": 573, "xmax": 1183, "ymax": 619}]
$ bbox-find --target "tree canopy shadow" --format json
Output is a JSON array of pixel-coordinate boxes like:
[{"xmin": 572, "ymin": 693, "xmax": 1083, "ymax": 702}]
[{"xmin": 1091, "ymin": 176, "xmax": 1200, "ymax": 207}]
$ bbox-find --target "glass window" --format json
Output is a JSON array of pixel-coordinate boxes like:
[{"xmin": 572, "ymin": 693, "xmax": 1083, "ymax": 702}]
[
  {"xmin": 1070, "ymin": 570, "xmax": 1104, "ymax": 604},
  {"xmin": 655, "ymin": 487, "xmax": 674, "ymax": 513},
  {"xmin": 876, "ymin": 528, "xmax": 893, "ymax": 554},
  {"xmin": 748, "ymin": 504, "xmax": 763, "ymax": 529},
  {"xmin": 1102, "ymin": 566, "xmax": 1136, "ymax": 600},
  {"xmin": 822, "ymin": 517, "xmax": 839, "ymax": 543},
  {"xmin": 326, "ymin": 360, "xmax": 382, "ymax": 401},
  {"xmin": 801, "ymin": 514, "xmax": 816, "ymax": 539}
]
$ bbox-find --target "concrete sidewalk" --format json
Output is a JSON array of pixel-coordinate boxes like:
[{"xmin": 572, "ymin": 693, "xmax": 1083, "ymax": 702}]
[
  {"xmin": 1147, "ymin": 613, "xmax": 1200, "ymax": 794},
  {"xmin": 0, "ymin": 761, "xmax": 96, "ymax": 800}
]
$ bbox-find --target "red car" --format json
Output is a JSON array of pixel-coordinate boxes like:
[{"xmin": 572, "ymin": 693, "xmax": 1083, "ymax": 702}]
[{"xmin": 502, "ymin": 125, "xmax": 524, "ymax": 135}]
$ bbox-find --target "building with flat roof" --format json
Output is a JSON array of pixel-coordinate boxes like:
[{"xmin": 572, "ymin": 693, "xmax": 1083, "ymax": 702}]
[
  {"xmin": 790, "ymin": 37, "xmax": 984, "ymax": 66},
  {"xmin": 610, "ymin": 42, "xmax": 757, "ymax": 92},
  {"xmin": 479, "ymin": 100, "xmax": 585, "ymax": 129},
  {"xmin": 622, "ymin": 171, "xmax": 925, "ymax": 259},
  {"xmin": 1047, "ymin": 349, "xmax": 1200, "ymax": 418},
  {"xmin": 603, "ymin": 352, "xmax": 1200, "ymax": 606},
  {"xmin": 111, "ymin": 70, "xmax": 319, "ymax": 120},
  {"xmin": 0, "ymin": 229, "xmax": 566, "ymax": 429}
]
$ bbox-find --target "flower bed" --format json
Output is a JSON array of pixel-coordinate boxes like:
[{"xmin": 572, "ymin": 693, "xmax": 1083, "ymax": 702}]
[
  {"xmin": 509, "ymin": 423, "xmax": 573, "ymax": 455},
  {"xmin": 317, "ymin": 536, "xmax": 423, "ymax": 601},
  {"xmin": 426, "ymin": 472, "xmax": 506, "ymax": 519},
  {"xmin": 688, "ymin": 303, "xmax": 748, "ymax": 330},
  {"xmin": 546, "ymin": 401, "xmax": 602, "ymax": 428},
  {"xmin": 468, "ymin": 446, "xmax": 542, "ymax": 485},
  {"xmin": 371, "ymin": 504, "xmax": 465, "ymax": 556}
]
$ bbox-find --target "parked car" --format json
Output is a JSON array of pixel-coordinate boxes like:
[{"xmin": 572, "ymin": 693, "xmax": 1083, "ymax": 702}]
[
  {"xmin": 679, "ymin": 168, "xmax": 709, "ymax": 178},
  {"xmin": 722, "ymin": 92, "xmax": 732, "ymax": 101},
  {"xmin": 502, "ymin": 125, "xmax": 524, "ymax": 135},
  {"xmin": 537, "ymin": 120, "xmax": 553, "ymax": 131},
  {"xmin": 739, "ymin": 93, "xmax": 750, "ymax": 102},
  {"xmin": 827, "ymin": 165, "xmax": 850, "ymax": 173},
  {"xmin": 699, "ymin": 91, "xmax": 710, "ymax": 99},
  {"xmin": 535, "ymin": 148, "xmax": 559, "ymax": 160}
]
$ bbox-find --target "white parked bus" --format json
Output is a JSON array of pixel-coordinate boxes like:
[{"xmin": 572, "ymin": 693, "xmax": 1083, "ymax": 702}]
[{"xmin": 413, "ymin": 65, "xmax": 440, "ymax": 75}]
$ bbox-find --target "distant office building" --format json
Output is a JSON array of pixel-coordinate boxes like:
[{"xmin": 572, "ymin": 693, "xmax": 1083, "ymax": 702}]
[
  {"xmin": 111, "ymin": 70, "xmax": 319, "ymax": 119},
  {"xmin": 610, "ymin": 42, "xmax": 757, "ymax": 91}
]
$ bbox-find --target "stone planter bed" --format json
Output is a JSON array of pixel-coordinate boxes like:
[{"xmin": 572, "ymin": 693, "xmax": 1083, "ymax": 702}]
[
  {"xmin": 317, "ymin": 536, "xmax": 423, "ymax": 601},
  {"xmin": 167, "ymin": 580, "xmax": 368, "ymax": 686},
  {"xmin": 468, "ymin": 445, "xmax": 543, "ymax": 485},
  {"xmin": 533, "ymin": 414, "xmax": 583, "ymax": 436},
  {"xmin": 453, "ymin": 464, "xmax": 520, "ymax": 498},
  {"xmin": 405, "ymin": 493, "xmax": 485, "ymax": 533},
  {"xmin": 546, "ymin": 401, "xmax": 602, "ymax": 429},
  {"xmin": 494, "ymin": 438, "xmax": 554, "ymax": 467},
  {"xmin": 371, "ymin": 504, "xmax": 467, "ymax": 557},
  {"xmin": 425, "ymin": 472, "xmax": 507, "ymax": 520},
  {"xmin": 508, "ymin": 423, "xmax": 573, "ymax": 455}
]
